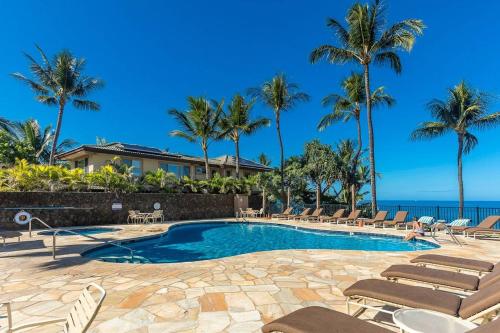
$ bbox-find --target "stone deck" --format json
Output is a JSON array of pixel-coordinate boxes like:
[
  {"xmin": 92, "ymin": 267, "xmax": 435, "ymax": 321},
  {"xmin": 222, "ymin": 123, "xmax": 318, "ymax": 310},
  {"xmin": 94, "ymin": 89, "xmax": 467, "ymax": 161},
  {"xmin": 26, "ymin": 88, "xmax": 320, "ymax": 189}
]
[{"xmin": 0, "ymin": 219, "xmax": 498, "ymax": 332}]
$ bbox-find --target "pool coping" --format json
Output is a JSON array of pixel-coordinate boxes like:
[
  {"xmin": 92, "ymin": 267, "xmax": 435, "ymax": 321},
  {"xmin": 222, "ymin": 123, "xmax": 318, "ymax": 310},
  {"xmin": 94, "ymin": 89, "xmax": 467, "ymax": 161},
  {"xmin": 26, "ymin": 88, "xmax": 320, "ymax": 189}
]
[{"xmin": 80, "ymin": 219, "xmax": 440, "ymax": 263}]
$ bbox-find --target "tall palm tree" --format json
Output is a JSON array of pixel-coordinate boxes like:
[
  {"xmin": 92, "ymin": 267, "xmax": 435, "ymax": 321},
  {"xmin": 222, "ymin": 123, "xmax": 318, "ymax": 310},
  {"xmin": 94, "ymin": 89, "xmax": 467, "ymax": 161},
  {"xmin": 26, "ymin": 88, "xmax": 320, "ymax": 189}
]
[
  {"xmin": 220, "ymin": 94, "xmax": 270, "ymax": 178},
  {"xmin": 249, "ymin": 74, "xmax": 309, "ymax": 201},
  {"xmin": 169, "ymin": 97, "xmax": 225, "ymax": 180},
  {"xmin": 319, "ymin": 72, "xmax": 394, "ymax": 162},
  {"xmin": 11, "ymin": 45, "xmax": 103, "ymax": 165},
  {"xmin": 411, "ymin": 82, "xmax": 500, "ymax": 217},
  {"xmin": 310, "ymin": 0, "xmax": 424, "ymax": 216}
]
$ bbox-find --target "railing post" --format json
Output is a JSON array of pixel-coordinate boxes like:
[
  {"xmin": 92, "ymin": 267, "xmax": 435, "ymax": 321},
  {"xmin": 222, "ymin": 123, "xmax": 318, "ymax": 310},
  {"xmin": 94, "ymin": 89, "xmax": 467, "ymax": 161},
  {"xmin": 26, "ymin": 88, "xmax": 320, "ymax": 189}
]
[
  {"xmin": 436, "ymin": 205, "xmax": 440, "ymax": 220},
  {"xmin": 476, "ymin": 207, "xmax": 480, "ymax": 225}
]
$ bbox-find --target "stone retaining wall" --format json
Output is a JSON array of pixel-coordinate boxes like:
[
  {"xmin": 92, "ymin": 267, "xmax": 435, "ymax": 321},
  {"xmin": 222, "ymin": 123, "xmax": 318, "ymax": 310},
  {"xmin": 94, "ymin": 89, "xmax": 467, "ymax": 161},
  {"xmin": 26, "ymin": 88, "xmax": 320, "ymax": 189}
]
[{"xmin": 0, "ymin": 192, "xmax": 262, "ymax": 230}]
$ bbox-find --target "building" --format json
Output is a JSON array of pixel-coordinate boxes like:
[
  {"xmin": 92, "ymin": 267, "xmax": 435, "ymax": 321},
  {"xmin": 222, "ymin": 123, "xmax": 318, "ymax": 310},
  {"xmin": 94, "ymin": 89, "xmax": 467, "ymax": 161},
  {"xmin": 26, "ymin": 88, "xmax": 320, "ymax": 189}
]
[{"xmin": 56, "ymin": 142, "xmax": 272, "ymax": 179}]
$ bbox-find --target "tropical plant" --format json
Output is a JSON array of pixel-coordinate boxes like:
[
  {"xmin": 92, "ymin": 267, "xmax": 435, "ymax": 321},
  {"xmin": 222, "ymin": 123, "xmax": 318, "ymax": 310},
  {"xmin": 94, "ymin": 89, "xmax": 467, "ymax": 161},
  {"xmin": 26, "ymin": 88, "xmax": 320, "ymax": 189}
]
[
  {"xmin": 220, "ymin": 94, "xmax": 270, "ymax": 178},
  {"xmin": 310, "ymin": 0, "xmax": 424, "ymax": 216},
  {"xmin": 85, "ymin": 165, "xmax": 136, "ymax": 193},
  {"xmin": 249, "ymin": 74, "xmax": 309, "ymax": 202},
  {"xmin": 411, "ymin": 82, "xmax": 500, "ymax": 217},
  {"xmin": 0, "ymin": 119, "xmax": 75, "ymax": 165},
  {"xmin": 11, "ymin": 45, "xmax": 103, "ymax": 165},
  {"xmin": 319, "ymin": 73, "xmax": 394, "ymax": 162},
  {"xmin": 169, "ymin": 97, "xmax": 225, "ymax": 179},
  {"xmin": 257, "ymin": 153, "xmax": 272, "ymax": 167},
  {"xmin": 142, "ymin": 168, "xmax": 179, "ymax": 192},
  {"xmin": 303, "ymin": 140, "xmax": 338, "ymax": 209}
]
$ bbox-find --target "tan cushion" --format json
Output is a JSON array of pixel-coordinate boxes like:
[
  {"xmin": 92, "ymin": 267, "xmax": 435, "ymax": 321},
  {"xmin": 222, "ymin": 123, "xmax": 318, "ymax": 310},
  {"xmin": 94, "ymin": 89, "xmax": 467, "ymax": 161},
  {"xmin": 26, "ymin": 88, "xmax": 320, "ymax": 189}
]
[
  {"xmin": 411, "ymin": 254, "xmax": 494, "ymax": 272},
  {"xmin": 478, "ymin": 266, "xmax": 500, "ymax": 289},
  {"xmin": 261, "ymin": 306, "xmax": 391, "ymax": 333},
  {"xmin": 467, "ymin": 318, "xmax": 500, "ymax": 333},
  {"xmin": 343, "ymin": 279, "xmax": 462, "ymax": 316},
  {"xmin": 459, "ymin": 282, "xmax": 500, "ymax": 319},
  {"xmin": 381, "ymin": 265, "xmax": 479, "ymax": 291}
]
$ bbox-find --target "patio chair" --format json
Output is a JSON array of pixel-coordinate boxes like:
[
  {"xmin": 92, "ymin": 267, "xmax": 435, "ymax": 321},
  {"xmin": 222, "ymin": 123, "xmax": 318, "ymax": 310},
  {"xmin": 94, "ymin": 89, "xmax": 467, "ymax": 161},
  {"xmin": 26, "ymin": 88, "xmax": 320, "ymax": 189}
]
[
  {"xmin": 344, "ymin": 278, "xmax": 500, "ymax": 322},
  {"xmin": 410, "ymin": 254, "xmax": 495, "ymax": 276},
  {"xmin": 127, "ymin": 210, "xmax": 143, "ymax": 224},
  {"xmin": 378, "ymin": 211, "xmax": 408, "ymax": 229},
  {"xmin": 253, "ymin": 208, "xmax": 264, "ymax": 218},
  {"xmin": 359, "ymin": 211, "xmax": 388, "ymax": 226},
  {"xmin": 320, "ymin": 209, "xmax": 346, "ymax": 223},
  {"xmin": 145, "ymin": 210, "xmax": 164, "ymax": 223},
  {"xmin": 301, "ymin": 208, "xmax": 324, "ymax": 222},
  {"xmin": 1, "ymin": 283, "xmax": 106, "ymax": 333},
  {"xmin": 452, "ymin": 216, "xmax": 500, "ymax": 237},
  {"xmin": 464, "ymin": 216, "xmax": 500, "ymax": 239},
  {"xmin": 271, "ymin": 207, "xmax": 293, "ymax": 219},
  {"xmin": 381, "ymin": 263, "xmax": 500, "ymax": 294},
  {"xmin": 289, "ymin": 208, "xmax": 311, "ymax": 221},
  {"xmin": 262, "ymin": 305, "xmax": 500, "ymax": 333},
  {"xmin": 336, "ymin": 210, "xmax": 361, "ymax": 225}
]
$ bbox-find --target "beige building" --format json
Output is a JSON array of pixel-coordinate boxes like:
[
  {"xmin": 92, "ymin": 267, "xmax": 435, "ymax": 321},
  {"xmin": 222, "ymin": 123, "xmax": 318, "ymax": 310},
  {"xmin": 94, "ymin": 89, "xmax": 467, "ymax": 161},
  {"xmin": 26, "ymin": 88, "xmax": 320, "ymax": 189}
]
[{"xmin": 56, "ymin": 142, "xmax": 272, "ymax": 179}]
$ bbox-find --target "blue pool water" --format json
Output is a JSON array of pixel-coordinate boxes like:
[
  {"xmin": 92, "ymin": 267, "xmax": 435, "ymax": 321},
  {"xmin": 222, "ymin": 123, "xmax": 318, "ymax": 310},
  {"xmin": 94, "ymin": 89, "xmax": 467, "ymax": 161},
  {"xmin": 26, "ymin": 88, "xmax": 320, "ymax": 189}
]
[
  {"xmin": 82, "ymin": 222, "xmax": 439, "ymax": 263},
  {"xmin": 39, "ymin": 227, "xmax": 120, "ymax": 236}
]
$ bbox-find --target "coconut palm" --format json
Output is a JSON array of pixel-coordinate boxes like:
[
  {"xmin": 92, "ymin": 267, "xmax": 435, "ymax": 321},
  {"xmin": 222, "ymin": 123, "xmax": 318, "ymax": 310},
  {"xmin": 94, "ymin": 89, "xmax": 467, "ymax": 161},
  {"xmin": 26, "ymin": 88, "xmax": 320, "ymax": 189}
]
[
  {"xmin": 411, "ymin": 82, "xmax": 500, "ymax": 217},
  {"xmin": 319, "ymin": 72, "xmax": 394, "ymax": 162},
  {"xmin": 249, "ymin": 74, "xmax": 309, "ymax": 201},
  {"xmin": 310, "ymin": 0, "xmax": 424, "ymax": 216},
  {"xmin": 11, "ymin": 45, "xmax": 103, "ymax": 165},
  {"xmin": 220, "ymin": 94, "xmax": 270, "ymax": 178},
  {"xmin": 258, "ymin": 153, "xmax": 272, "ymax": 167},
  {"xmin": 169, "ymin": 97, "xmax": 225, "ymax": 179},
  {"xmin": 0, "ymin": 117, "xmax": 14, "ymax": 134}
]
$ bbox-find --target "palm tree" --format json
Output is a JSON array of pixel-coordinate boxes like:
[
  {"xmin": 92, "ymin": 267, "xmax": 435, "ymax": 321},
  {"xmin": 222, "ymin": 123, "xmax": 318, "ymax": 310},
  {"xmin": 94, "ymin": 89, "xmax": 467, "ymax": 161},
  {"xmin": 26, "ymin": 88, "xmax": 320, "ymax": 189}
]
[
  {"xmin": 310, "ymin": 0, "xmax": 424, "ymax": 216},
  {"xmin": 11, "ymin": 45, "xmax": 103, "ymax": 165},
  {"xmin": 258, "ymin": 153, "xmax": 272, "ymax": 166},
  {"xmin": 411, "ymin": 82, "xmax": 500, "ymax": 217},
  {"xmin": 220, "ymin": 94, "xmax": 270, "ymax": 178},
  {"xmin": 169, "ymin": 97, "xmax": 224, "ymax": 179},
  {"xmin": 249, "ymin": 74, "xmax": 309, "ymax": 201},
  {"xmin": 319, "ymin": 72, "xmax": 394, "ymax": 162}
]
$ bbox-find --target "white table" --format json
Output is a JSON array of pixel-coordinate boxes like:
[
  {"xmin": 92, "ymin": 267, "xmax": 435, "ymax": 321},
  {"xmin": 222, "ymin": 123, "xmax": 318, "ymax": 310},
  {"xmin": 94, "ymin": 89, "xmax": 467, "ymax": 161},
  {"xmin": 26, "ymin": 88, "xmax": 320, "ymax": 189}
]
[{"xmin": 392, "ymin": 309, "xmax": 477, "ymax": 333}]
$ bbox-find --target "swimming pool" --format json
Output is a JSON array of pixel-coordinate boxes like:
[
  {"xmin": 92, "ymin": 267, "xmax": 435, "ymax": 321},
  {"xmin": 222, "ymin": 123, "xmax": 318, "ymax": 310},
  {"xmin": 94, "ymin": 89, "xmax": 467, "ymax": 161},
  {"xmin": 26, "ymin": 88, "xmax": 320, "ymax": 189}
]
[
  {"xmin": 39, "ymin": 227, "xmax": 120, "ymax": 236},
  {"xmin": 82, "ymin": 222, "xmax": 439, "ymax": 263}
]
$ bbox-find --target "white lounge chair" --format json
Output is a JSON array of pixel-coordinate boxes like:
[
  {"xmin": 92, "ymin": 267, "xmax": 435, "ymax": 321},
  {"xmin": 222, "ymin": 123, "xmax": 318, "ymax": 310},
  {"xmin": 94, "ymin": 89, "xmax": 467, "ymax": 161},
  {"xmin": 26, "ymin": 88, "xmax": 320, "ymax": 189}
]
[{"xmin": 1, "ymin": 283, "xmax": 106, "ymax": 333}]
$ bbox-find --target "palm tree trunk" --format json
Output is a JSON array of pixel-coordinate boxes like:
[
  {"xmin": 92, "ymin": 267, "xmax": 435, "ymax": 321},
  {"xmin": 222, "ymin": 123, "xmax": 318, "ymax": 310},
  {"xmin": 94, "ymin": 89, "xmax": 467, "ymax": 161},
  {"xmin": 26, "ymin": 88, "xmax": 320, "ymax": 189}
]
[
  {"xmin": 351, "ymin": 184, "xmax": 356, "ymax": 212},
  {"xmin": 235, "ymin": 137, "xmax": 240, "ymax": 179},
  {"xmin": 49, "ymin": 100, "xmax": 65, "ymax": 165},
  {"xmin": 355, "ymin": 114, "xmax": 362, "ymax": 162},
  {"xmin": 363, "ymin": 64, "xmax": 377, "ymax": 218},
  {"xmin": 316, "ymin": 183, "xmax": 321, "ymax": 210},
  {"xmin": 275, "ymin": 110, "xmax": 287, "ymax": 203},
  {"xmin": 457, "ymin": 134, "xmax": 464, "ymax": 218},
  {"xmin": 202, "ymin": 142, "xmax": 210, "ymax": 180}
]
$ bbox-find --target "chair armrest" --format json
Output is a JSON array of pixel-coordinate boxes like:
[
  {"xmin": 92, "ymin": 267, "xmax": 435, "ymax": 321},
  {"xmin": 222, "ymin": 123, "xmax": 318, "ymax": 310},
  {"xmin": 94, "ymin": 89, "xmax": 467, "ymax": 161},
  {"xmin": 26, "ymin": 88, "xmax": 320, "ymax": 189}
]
[{"xmin": 10, "ymin": 318, "xmax": 66, "ymax": 331}]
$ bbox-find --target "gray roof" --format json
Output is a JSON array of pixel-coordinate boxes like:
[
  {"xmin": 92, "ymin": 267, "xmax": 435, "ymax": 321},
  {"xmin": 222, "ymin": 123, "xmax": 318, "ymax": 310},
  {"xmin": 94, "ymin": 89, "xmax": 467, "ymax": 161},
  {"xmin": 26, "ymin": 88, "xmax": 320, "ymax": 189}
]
[{"xmin": 57, "ymin": 142, "xmax": 272, "ymax": 171}]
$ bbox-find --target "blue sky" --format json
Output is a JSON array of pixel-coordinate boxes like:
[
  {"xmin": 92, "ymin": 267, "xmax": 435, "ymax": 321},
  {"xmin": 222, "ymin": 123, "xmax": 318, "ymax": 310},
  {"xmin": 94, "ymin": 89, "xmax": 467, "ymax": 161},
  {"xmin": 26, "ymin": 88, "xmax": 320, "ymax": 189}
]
[{"xmin": 1, "ymin": 0, "xmax": 499, "ymax": 201}]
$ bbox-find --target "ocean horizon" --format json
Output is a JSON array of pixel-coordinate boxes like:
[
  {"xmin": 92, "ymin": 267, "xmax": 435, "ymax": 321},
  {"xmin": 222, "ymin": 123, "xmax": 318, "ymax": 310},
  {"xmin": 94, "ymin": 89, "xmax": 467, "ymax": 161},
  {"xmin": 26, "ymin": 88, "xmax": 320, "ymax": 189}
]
[{"xmin": 365, "ymin": 200, "xmax": 500, "ymax": 208}]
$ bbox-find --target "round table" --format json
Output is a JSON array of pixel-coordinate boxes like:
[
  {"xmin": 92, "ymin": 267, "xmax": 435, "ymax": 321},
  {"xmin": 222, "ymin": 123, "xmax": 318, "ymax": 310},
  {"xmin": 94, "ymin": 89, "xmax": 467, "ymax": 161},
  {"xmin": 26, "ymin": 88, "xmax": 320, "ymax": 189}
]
[{"xmin": 392, "ymin": 309, "xmax": 477, "ymax": 333}]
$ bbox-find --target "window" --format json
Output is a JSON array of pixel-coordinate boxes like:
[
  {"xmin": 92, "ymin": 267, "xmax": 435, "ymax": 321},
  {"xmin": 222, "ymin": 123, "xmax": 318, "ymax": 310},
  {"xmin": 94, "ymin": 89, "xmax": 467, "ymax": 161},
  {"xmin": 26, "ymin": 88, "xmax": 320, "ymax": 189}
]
[
  {"xmin": 74, "ymin": 158, "xmax": 88, "ymax": 172},
  {"xmin": 225, "ymin": 170, "xmax": 231, "ymax": 177},
  {"xmin": 160, "ymin": 163, "xmax": 191, "ymax": 178},
  {"xmin": 195, "ymin": 166, "xmax": 206, "ymax": 175},
  {"xmin": 122, "ymin": 159, "xmax": 142, "ymax": 177}
]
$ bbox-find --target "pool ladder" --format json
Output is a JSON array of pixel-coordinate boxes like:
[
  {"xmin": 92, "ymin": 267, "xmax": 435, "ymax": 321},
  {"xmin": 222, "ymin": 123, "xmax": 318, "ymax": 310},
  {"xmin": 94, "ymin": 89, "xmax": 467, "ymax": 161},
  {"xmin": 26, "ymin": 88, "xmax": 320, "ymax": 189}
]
[{"xmin": 28, "ymin": 216, "xmax": 136, "ymax": 260}]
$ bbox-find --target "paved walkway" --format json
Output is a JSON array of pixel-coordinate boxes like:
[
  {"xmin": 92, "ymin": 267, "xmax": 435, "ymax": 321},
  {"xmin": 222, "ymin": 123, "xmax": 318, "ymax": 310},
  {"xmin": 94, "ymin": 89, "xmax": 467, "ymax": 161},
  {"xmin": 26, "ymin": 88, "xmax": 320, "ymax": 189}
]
[{"xmin": 0, "ymin": 219, "xmax": 498, "ymax": 332}]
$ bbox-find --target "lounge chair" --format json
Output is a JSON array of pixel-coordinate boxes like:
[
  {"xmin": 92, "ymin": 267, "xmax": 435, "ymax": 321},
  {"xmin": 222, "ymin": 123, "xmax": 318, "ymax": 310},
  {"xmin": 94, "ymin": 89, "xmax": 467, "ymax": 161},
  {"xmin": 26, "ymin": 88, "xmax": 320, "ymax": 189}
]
[
  {"xmin": 288, "ymin": 208, "xmax": 311, "ymax": 221},
  {"xmin": 1, "ymin": 283, "xmax": 106, "ymax": 333},
  {"xmin": 336, "ymin": 210, "xmax": 361, "ymax": 225},
  {"xmin": 411, "ymin": 254, "xmax": 495, "ymax": 276},
  {"xmin": 344, "ymin": 278, "xmax": 500, "ymax": 321},
  {"xmin": 381, "ymin": 264, "xmax": 500, "ymax": 293},
  {"xmin": 272, "ymin": 207, "xmax": 293, "ymax": 219},
  {"xmin": 358, "ymin": 211, "xmax": 388, "ymax": 227},
  {"xmin": 1, "ymin": 231, "xmax": 22, "ymax": 246},
  {"xmin": 464, "ymin": 216, "xmax": 500, "ymax": 239},
  {"xmin": 319, "ymin": 208, "xmax": 346, "ymax": 223},
  {"xmin": 301, "ymin": 208, "xmax": 324, "ymax": 222},
  {"xmin": 261, "ymin": 306, "xmax": 500, "ymax": 333},
  {"xmin": 261, "ymin": 306, "xmax": 391, "ymax": 333},
  {"xmin": 379, "ymin": 211, "xmax": 408, "ymax": 229},
  {"xmin": 451, "ymin": 216, "xmax": 500, "ymax": 237}
]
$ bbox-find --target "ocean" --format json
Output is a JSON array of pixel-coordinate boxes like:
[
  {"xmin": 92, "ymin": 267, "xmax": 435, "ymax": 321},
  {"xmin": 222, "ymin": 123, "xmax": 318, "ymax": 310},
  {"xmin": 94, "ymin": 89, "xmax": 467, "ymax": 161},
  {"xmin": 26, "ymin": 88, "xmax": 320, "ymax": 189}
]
[{"xmin": 374, "ymin": 200, "xmax": 500, "ymax": 208}]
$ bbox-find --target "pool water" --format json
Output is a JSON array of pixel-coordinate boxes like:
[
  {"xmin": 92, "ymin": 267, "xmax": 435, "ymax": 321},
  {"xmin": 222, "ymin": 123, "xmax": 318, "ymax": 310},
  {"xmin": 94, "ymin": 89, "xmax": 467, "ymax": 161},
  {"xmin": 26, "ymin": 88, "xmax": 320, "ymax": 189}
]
[
  {"xmin": 39, "ymin": 227, "xmax": 120, "ymax": 236},
  {"xmin": 82, "ymin": 222, "xmax": 439, "ymax": 263}
]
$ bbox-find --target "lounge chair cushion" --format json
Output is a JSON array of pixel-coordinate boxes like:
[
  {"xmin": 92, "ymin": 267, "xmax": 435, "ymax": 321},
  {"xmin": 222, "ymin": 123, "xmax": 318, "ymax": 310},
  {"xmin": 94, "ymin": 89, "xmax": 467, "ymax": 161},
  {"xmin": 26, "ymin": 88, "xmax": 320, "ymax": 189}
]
[
  {"xmin": 458, "ymin": 282, "xmax": 500, "ymax": 319},
  {"xmin": 410, "ymin": 254, "xmax": 494, "ymax": 272},
  {"xmin": 478, "ymin": 265, "xmax": 500, "ymax": 289},
  {"xmin": 343, "ymin": 279, "xmax": 462, "ymax": 316},
  {"xmin": 381, "ymin": 265, "xmax": 480, "ymax": 291},
  {"xmin": 261, "ymin": 306, "xmax": 391, "ymax": 333},
  {"xmin": 468, "ymin": 317, "xmax": 500, "ymax": 333}
]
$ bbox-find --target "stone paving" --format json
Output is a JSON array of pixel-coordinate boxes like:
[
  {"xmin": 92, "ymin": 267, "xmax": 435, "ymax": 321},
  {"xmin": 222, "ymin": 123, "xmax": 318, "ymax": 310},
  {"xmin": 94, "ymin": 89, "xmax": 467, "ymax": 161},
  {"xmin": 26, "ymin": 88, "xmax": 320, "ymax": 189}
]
[{"xmin": 0, "ymin": 219, "xmax": 499, "ymax": 332}]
